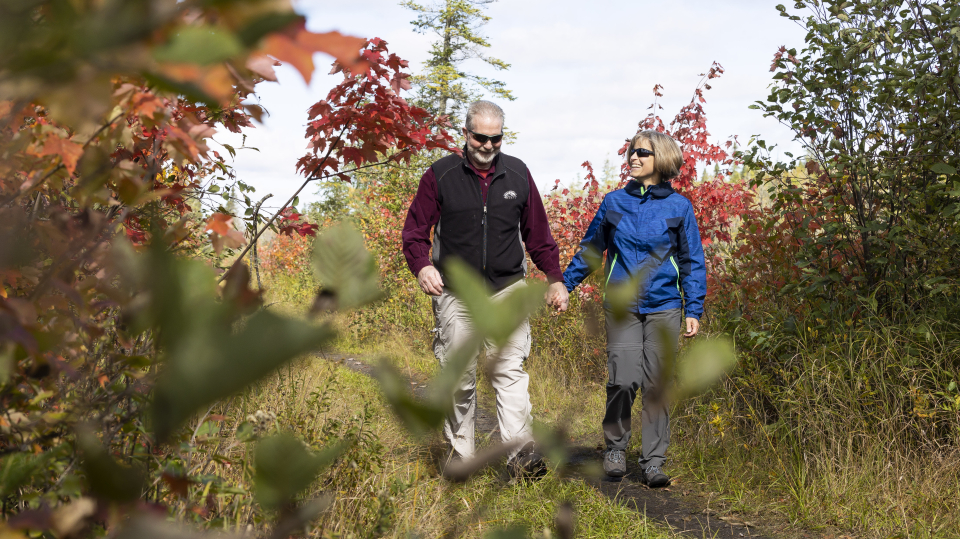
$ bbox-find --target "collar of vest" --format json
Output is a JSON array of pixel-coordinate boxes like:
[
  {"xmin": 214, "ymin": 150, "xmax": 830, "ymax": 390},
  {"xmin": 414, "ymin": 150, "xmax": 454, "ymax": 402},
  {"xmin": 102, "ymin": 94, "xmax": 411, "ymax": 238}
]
[{"xmin": 625, "ymin": 180, "xmax": 675, "ymax": 199}]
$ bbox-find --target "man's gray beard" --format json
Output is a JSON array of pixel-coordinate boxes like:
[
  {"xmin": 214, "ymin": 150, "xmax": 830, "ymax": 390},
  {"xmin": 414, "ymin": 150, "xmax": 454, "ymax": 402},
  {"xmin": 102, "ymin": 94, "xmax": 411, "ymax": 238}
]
[{"xmin": 467, "ymin": 146, "xmax": 498, "ymax": 167}]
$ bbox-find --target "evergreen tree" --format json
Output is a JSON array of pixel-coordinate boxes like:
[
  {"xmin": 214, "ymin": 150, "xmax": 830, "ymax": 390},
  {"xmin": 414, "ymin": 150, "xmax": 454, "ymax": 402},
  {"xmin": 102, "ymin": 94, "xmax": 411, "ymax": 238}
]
[{"xmin": 401, "ymin": 0, "xmax": 514, "ymax": 126}]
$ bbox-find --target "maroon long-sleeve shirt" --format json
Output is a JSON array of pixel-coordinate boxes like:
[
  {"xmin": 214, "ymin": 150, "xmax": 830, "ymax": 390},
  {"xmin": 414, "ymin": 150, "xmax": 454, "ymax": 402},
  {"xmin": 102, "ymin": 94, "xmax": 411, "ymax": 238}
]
[{"xmin": 402, "ymin": 157, "xmax": 563, "ymax": 283}]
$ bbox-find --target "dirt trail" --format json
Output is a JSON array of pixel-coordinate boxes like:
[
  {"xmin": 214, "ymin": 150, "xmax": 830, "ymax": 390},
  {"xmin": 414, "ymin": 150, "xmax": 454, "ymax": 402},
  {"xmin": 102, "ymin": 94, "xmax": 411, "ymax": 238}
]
[{"xmin": 319, "ymin": 351, "xmax": 774, "ymax": 539}]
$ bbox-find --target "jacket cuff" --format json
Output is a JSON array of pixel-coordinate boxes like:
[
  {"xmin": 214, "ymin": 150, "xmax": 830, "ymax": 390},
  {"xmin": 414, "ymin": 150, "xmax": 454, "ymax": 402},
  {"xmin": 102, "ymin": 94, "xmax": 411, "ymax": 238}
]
[
  {"xmin": 545, "ymin": 270, "xmax": 564, "ymax": 284},
  {"xmin": 410, "ymin": 259, "xmax": 432, "ymax": 278}
]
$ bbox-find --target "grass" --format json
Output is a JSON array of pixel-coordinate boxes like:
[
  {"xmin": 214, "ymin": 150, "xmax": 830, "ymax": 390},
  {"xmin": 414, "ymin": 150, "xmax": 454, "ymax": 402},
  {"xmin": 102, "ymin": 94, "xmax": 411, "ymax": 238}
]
[
  {"xmin": 667, "ymin": 310, "xmax": 960, "ymax": 538},
  {"xmin": 259, "ymin": 267, "xmax": 960, "ymax": 538},
  {"xmin": 228, "ymin": 348, "xmax": 674, "ymax": 538}
]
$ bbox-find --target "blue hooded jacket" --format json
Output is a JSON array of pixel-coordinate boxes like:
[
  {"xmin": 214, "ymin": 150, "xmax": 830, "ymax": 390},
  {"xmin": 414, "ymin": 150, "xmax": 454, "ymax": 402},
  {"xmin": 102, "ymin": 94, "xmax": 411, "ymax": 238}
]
[{"xmin": 562, "ymin": 181, "xmax": 707, "ymax": 319}]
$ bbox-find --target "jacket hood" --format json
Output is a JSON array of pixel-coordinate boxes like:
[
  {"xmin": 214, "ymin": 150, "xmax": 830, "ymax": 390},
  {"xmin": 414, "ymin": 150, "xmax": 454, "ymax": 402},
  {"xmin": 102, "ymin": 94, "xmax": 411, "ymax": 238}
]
[{"xmin": 625, "ymin": 180, "xmax": 675, "ymax": 199}]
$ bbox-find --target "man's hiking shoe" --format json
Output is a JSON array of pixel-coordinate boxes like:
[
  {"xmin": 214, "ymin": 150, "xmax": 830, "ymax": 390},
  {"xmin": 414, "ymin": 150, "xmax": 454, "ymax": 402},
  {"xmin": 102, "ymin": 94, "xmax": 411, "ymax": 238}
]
[
  {"xmin": 603, "ymin": 449, "xmax": 626, "ymax": 477},
  {"xmin": 508, "ymin": 441, "xmax": 546, "ymax": 480},
  {"xmin": 640, "ymin": 465, "xmax": 671, "ymax": 488}
]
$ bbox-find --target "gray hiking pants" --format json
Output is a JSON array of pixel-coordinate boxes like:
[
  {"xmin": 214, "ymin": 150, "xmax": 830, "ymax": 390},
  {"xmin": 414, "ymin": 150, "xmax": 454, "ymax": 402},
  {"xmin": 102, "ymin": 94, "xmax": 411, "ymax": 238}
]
[
  {"xmin": 431, "ymin": 280, "xmax": 534, "ymax": 461},
  {"xmin": 603, "ymin": 307, "xmax": 681, "ymax": 469}
]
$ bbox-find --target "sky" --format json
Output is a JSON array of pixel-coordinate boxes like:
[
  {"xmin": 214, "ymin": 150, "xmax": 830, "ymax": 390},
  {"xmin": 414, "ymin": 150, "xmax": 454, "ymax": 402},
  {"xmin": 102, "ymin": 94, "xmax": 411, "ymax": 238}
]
[{"xmin": 217, "ymin": 0, "xmax": 810, "ymax": 211}]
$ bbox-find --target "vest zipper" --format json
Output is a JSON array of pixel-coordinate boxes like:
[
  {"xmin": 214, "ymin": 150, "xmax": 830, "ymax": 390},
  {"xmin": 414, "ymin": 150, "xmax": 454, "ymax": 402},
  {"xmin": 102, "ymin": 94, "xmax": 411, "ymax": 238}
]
[{"xmin": 482, "ymin": 204, "xmax": 488, "ymax": 270}]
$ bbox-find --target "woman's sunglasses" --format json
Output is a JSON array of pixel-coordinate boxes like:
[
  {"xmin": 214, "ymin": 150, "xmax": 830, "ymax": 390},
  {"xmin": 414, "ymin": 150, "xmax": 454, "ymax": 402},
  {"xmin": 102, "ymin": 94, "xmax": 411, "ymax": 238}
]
[
  {"xmin": 630, "ymin": 148, "xmax": 655, "ymax": 158},
  {"xmin": 469, "ymin": 130, "xmax": 504, "ymax": 144}
]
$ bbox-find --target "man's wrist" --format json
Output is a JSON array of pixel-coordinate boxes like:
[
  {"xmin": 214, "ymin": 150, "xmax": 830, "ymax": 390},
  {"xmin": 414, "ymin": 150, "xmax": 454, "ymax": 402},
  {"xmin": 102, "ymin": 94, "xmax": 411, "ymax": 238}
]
[{"xmin": 411, "ymin": 260, "xmax": 432, "ymax": 278}]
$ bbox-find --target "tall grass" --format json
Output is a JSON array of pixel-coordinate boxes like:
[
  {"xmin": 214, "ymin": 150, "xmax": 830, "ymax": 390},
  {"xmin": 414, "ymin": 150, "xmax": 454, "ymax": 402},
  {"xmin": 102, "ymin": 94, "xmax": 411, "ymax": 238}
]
[
  {"xmin": 260, "ymin": 247, "xmax": 960, "ymax": 538},
  {"xmin": 671, "ymin": 305, "xmax": 960, "ymax": 537}
]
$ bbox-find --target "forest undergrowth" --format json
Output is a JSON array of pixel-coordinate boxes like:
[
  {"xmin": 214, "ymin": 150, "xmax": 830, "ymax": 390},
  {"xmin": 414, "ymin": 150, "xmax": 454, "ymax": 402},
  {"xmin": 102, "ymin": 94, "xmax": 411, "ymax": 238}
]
[
  {"xmin": 227, "ymin": 319, "xmax": 675, "ymax": 538},
  {"xmin": 261, "ymin": 258, "xmax": 960, "ymax": 538}
]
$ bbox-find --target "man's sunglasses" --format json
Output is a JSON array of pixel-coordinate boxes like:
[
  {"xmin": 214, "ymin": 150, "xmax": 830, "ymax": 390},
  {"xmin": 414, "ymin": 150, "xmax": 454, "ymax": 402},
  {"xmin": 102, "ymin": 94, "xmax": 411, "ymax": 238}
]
[
  {"xmin": 469, "ymin": 130, "xmax": 504, "ymax": 144},
  {"xmin": 630, "ymin": 148, "xmax": 655, "ymax": 158}
]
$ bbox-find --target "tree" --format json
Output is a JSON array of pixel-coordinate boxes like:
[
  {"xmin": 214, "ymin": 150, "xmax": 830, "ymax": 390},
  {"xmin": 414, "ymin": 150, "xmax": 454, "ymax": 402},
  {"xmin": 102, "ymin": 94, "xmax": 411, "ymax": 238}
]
[
  {"xmin": 0, "ymin": 2, "xmax": 462, "ymax": 536},
  {"xmin": 543, "ymin": 65, "xmax": 752, "ymax": 302},
  {"xmin": 401, "ymin": 0, "xmax": 514, "ymax": 124},
  {"xmin": 742, "ymin": 0, "xmax": 960, "ymax": 316}
]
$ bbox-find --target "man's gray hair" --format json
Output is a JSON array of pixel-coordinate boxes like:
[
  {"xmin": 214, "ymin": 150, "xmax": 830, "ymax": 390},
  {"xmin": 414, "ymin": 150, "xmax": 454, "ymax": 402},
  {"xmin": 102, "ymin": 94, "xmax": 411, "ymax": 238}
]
[{"xmin": 465, "ymin": 100, "xmax": 505, "ymax": 131}]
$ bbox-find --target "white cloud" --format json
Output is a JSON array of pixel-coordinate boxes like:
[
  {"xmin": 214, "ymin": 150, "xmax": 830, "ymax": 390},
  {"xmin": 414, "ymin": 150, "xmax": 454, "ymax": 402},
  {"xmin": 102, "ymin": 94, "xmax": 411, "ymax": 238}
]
[{"xmin": 220, "ymin": 0, "xmax": 808, "ymax": 207}]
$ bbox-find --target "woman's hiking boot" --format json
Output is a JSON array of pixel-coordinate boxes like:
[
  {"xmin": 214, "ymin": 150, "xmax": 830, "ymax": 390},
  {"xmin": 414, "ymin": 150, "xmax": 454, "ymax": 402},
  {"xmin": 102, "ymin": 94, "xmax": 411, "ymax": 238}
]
[
  {"xmin": 640, "ymin": 465, "xmax": 671, "ymax": 488},
  {"xmin": 508, "ymin": 441, "xmax": 546, "ymax": 480},
  {"xmin": 603, "ymin": 449, "xmax": 626, "ymax": 477}
]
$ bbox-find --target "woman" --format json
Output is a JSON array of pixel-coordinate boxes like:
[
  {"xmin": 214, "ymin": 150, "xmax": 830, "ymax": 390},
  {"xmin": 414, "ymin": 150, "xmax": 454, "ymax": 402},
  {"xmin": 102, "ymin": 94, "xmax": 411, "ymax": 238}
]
[{"xmin": 562, "ymin": 130, "xmax": 706, "ymax": 487}]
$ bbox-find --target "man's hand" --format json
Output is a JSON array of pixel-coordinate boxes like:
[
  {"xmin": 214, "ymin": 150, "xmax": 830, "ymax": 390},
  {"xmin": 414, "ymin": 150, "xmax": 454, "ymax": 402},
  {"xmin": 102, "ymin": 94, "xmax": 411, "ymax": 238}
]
[
  {"xmin": 683, "ymin": 317, "xmax": 700, "ymax": 337},
  {"xmin": 417, "ymin": 265, "xmax": 444, "ymax": 296},
  {"xmin": 546, "ymin": 282, "xmax": 569, "ymax": 312}
]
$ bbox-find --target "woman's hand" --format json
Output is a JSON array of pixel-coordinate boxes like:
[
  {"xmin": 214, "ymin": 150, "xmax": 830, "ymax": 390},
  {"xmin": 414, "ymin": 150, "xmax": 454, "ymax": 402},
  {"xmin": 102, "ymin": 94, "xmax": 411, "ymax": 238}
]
[{"xmin": 683, "ymin": 317, "xmax": 700, "ymax": 337}]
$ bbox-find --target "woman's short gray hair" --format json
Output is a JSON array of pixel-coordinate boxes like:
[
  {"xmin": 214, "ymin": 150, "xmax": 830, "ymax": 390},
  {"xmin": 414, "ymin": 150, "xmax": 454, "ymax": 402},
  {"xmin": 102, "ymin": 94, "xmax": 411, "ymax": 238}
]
[{"xmin": 465, "ymin": 100, "xmax": 505, "ymax": 131}]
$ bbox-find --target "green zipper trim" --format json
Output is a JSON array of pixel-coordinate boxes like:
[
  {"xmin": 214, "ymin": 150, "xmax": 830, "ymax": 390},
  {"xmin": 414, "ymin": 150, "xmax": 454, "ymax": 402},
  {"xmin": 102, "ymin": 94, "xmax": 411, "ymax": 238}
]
[
  {"xmin": 670, "ymin": 255, "xmax": 681, "ymax": 292},
  {"xmin": 603, "ymin": 253, "xmax": 618, "ymax": 300}
]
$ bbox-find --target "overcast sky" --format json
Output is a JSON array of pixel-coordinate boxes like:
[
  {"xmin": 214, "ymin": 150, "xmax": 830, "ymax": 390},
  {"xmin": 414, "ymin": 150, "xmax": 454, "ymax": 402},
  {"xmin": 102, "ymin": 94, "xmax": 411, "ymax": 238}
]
[{"xmin": 217, "ymin": 0, "xmax": 809, "ymax": 210}]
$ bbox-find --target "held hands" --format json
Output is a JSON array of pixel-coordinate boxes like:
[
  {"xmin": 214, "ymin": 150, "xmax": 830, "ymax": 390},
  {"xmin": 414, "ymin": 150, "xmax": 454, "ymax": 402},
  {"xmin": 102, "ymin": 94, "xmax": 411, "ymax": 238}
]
[
  {"xmin": 683, "ymin": 317, "xmax": 700, "ymax": 337},
  {"xmin": 417, "ymin": 265, "xmax": 444, "ymax": 296},
  {"xmin": 418, "ymin": 266, "xmax": 570, "ymax": 313},
  {"xmin": 546, "ymin": 282, "xmax": 569, "ymax": 312}
]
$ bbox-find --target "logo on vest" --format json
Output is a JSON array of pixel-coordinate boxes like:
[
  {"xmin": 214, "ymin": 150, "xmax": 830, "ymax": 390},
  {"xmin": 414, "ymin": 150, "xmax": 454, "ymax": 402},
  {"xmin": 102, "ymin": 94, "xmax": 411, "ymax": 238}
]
[{"xmin": 503, "ymin": 190, "xmax": 517, "ymax": 200}]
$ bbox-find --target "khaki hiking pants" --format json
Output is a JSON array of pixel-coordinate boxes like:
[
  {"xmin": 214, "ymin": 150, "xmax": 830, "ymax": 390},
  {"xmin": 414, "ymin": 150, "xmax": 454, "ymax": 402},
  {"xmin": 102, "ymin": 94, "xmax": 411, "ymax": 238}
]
[{"xmin": 431, "ymin": 280, "xmax": 534, "ymax": 462}]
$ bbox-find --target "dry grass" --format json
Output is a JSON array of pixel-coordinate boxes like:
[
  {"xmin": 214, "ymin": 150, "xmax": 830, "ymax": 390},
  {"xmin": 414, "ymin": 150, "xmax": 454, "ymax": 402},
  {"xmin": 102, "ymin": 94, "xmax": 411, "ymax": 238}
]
[
  {"xmin": 261, "ymin": 269, "xmax": 960, "ymax": 538},
  {"xmin": 229, "ymin": 351, "xmax": 675, "ymax": 538}
]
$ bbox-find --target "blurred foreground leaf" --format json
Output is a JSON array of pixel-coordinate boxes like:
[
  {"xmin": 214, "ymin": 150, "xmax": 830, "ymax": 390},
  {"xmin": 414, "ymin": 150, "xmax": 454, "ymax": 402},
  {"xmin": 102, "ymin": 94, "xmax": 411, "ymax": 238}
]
[
  {"xmin": 442, "ymin": 259, "xmax": 545, "ymax": 347},
  {"xmin": 115, "ymin": 242, "xmax": 335, "ymax": 442},
  {"xmin": 532, "ymin": 422, "xmax": 568, "ymax": 472},
  {"xmin": 483, "ymin": 524, "xmax": 529, "ymax": 539},
  {"xmin": 677, "ymin": 337, "xmax": 737, "ymax": 399},
  {"xmin": 0, "ymin": 453, "xmax": 49, "ymax": 498},
  {"xmin": 77, "ymin": 428, "xmax": 144, "ymax": 503},
  {"xmin": 311, "ymin": 222, "xmax": 383, "ymax": 311},
  {"xmin": 254, "ymin": 433, "xmax": 347, "ymax": 510},
  {"xmin": 375, "ymin": 360, "xmax": 446, "ymax": 436},
  {"xmin": 115, "ymin": 514, "xmax": 240, "ymax": 539},
  {"xmin": 606, "ymin": 273, "xmax": 647, "ymax": 322}
]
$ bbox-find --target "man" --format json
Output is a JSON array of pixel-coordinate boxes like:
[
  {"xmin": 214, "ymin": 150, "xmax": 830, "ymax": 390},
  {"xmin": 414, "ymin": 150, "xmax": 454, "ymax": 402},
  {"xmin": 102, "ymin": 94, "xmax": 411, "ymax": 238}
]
[{"xmin": 402, "ymin": 100, "xmax": 569, "ymax": 477}]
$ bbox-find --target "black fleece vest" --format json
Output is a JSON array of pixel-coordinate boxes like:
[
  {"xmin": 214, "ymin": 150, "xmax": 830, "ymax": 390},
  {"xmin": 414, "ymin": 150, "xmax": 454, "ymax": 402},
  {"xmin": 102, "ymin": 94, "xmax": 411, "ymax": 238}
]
[{"xmin": 431, "ymin": 152, "xmax": 529, "ymax": 291}]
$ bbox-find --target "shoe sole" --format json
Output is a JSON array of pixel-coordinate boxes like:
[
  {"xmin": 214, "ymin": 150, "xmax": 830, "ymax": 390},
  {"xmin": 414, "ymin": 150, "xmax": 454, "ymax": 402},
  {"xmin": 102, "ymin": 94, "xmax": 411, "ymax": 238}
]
[
  {"xmin": 641, "ymin": 477, "xmax": 671, "ymax": 488},
  {"xmin": 604, "ymin": 468, "xmax": 626, "ymax": 478}
]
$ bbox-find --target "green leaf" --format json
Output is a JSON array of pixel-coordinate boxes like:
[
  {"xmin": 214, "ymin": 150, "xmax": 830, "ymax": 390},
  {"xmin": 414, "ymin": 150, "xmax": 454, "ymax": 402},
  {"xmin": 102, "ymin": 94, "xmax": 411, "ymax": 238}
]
[
  {"xmin": 142, "ymin": 72, "xmax": 218, "ymax": 108},
  {"xmin": 152, "ymin": 309, "xmax": 334, "ymax": 442},
  {"xmin": 235, "ymin": 421, "xmax": 257, "ymax": 443},
  {"xmin": 930, "ymin": 162, "xmax": 957, "ymax": 175},
  {"xmin": 0, "ymin": 453, "xmax": 49, "ymax": 498},
  {"xmin": 236, "ymin": 12, "xmax": 302, "ymax": 47},
  {"xmin": 441, "ymin": 258, "xmax": 546, "ymax": 348},
  {"xmin": 153, "ymin": 26, "xmax": 243, "ymax": 66},
  {"xmin": 77, "ymin": 429, "xmax": 144, "ymax": 503},
  {"xmin": 254, "ymin": 433, "xmax": 347, "ymax": 510},
  {"xmin": 483, "ymin": 525, "xmax": 529, "ymax": 539},
  {"xmin": 118, "ymin": 242, "xmax": 335, "ymax": 442},
  {"xmin": 676, "ymin": 338, "xmax": 738, "ymax": 399},
  {"xmin": 375, "ymin": 360, "xmax": 446, "ymax": 436},
  {"xmin": 311, "ymin": 222, "xmax": 383, "ymax": 311}
]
